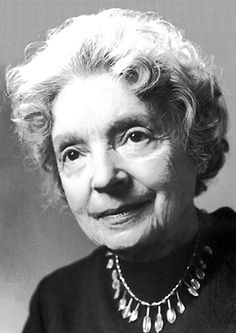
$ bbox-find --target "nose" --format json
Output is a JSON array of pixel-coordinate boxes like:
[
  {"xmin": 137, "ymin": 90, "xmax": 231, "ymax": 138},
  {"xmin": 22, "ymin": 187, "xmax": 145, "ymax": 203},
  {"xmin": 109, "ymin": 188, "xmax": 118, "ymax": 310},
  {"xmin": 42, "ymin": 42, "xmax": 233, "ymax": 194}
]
[{"xmin": 91, "ymin": 149, "xmax": 130, "ymax": 194}]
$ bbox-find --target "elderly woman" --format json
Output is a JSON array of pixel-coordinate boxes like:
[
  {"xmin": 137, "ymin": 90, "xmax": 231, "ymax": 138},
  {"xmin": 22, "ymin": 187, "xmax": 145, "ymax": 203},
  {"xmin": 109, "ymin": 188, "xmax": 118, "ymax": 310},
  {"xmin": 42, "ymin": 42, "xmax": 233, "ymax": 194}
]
[{"xmin": 6, "ymin": 8, "xmax": 236, "ymax": 333}]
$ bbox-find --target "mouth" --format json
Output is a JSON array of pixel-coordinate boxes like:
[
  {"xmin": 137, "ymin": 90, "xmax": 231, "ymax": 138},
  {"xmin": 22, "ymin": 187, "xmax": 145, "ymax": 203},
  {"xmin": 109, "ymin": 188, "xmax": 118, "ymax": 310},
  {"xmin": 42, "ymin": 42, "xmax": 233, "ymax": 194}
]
[{"xmin": 89, "ymin": 199, "xmax": 154, "ymax": 224}]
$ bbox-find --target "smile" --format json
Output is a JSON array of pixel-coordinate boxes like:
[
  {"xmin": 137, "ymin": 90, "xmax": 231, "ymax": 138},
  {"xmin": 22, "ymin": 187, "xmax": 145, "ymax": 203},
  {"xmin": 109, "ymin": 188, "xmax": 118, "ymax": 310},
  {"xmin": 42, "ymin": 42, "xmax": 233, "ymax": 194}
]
[{"xmin": 90, "ymin": 199, "xmax": 154, "ymax": 225}]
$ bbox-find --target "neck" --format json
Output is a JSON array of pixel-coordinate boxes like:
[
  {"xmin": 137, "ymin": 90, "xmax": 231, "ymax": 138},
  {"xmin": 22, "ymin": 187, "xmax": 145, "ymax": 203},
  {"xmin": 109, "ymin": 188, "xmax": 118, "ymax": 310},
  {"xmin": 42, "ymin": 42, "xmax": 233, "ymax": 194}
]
[{"xmin": 115, "ymin": 204, "xmax": 199, "ymax": 263}]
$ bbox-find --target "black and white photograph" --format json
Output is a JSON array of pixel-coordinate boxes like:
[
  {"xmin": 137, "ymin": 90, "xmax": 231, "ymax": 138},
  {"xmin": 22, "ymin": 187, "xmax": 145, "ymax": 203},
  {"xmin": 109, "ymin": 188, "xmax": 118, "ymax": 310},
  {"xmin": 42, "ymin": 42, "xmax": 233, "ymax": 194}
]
[{"xmin": 0, "ymin": 1, "xmax": 235, "ymax": 332}]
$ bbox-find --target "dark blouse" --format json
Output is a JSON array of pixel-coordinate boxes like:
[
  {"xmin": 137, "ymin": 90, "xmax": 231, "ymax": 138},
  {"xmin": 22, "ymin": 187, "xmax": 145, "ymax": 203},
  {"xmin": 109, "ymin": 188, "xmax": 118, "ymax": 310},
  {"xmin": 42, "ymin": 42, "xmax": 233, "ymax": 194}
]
[{"xmin": 22, "ymin": 207, "xmax": 236, "ymax": 333}]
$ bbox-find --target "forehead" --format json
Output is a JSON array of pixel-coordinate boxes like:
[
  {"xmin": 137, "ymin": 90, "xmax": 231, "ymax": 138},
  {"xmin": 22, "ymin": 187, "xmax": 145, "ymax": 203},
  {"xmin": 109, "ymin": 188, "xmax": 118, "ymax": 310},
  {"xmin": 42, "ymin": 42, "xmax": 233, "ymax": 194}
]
[{"xmin": 51, "ymin": 74, "xmax": 149, "ymax": 140}]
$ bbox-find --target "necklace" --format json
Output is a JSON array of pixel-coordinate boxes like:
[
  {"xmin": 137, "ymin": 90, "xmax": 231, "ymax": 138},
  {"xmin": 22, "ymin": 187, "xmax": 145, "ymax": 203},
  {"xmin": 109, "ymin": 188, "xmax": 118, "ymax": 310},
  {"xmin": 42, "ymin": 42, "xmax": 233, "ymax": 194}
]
[{"xmin": 106, "ymin": 235, "xmax": 213, "ymax": 333}]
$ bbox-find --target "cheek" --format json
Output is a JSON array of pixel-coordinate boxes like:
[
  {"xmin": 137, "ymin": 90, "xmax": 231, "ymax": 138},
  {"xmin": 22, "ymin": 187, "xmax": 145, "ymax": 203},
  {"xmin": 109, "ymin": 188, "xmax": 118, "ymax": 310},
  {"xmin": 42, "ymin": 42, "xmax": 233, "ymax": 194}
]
[
  {"xmin": 60, "ymin": 172, "xmax": 91, "ymax": 214},
  {"xmin": 125, "ymin": 150, "xmax": 172, "ymax": 191},
  {"xmin": 75, "ymin": 214, "xmax": 99, "ymax": 241}
]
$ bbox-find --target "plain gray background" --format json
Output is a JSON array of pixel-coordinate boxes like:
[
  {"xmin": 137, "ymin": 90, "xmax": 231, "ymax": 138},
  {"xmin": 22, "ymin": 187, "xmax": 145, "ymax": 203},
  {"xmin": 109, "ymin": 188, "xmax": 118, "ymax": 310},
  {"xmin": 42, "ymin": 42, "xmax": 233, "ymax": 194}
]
[{"xmin": 0, "ymin": 1, "xmax": 235, "ymax": 332}]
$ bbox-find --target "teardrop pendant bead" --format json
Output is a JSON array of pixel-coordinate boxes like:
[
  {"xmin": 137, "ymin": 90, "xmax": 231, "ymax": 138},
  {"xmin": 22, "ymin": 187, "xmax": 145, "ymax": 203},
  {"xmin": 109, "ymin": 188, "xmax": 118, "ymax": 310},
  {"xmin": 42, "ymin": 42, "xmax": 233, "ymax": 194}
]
[
  {"xmin": 143, "ymin": 307, "xmax": 152, "ymax": 333},
  {"xmin": 188, "ymin": 286, "xmax": 199, "ymax": 297},
  {"xmin": 176, "ymin": 300, "xmax": 185, "ymax": 314},
  {"xmin": 107, "ymin": 258, "xmax": 114, "ymax": 269},
  {"xmin": 112, "ymin": 269, "xmax": 118, "ymax": 280},
  {"xmin": 191, "ymin": 278, "xmax": 200, "ymax": 290},
  {"xmin": 118, "ymin": 294, "xmax": 127, "ymax": 311},
  {"xmin": 166, "ymin": 300, "xmax": 176, "ymax": 324},
  {"xmin": 122, "ymin": 306, "xmax": 130, "ymax": 319},
  {"xmin": 122, "ymin": 298, "xmax": 132, "ymax": 319},
  {"xmin": 196, "ymin": 268, "xmax": 205, "ymax": 280},
  {"xmin": 112, "ymin": 278, "xmax": 120, "ymax": 290},
  {"xmin": 114, "ymin": 287, "xmax": 120, "ymax": 299},
  {"xmin": 129, "ymin": 303, "xmax": 140, "ymax": 322},
  {"xmin": 176, "ymin": 291, "xmax": 185, "ymax": 314},
  {"xmin": 155, "ymin": 314, "xmax": 164, "ymax": 332},
  {"xmin": 143, "ymin": 316, "xmax": 152, "ymax": 333},
  {"xmin": 166, "ymin": 308, "xmax": 176, "ymax": 324},
  {"xmin": 154, "ymin": 307, "xmax": 164, "ymax": 332}
]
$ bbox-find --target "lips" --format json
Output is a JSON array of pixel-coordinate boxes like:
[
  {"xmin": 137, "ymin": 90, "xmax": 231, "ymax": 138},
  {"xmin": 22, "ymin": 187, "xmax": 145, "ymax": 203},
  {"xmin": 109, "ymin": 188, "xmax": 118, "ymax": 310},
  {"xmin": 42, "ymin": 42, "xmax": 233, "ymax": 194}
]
[{"xmin": 89, "ymin": 199, "xmax": 154, "ymax": 220}]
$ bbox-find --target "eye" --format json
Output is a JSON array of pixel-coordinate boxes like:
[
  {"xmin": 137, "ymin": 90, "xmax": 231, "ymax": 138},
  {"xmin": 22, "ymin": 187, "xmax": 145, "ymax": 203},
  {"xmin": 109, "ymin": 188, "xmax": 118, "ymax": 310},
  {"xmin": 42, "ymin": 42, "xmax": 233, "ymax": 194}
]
[
  {"xmin": 125, "ymin": 128, "xmax": 151, "ymax": 145},
  {"xmin": 63, "ymin": 149, "xmax": 81, "ymax": 162},
  {"xmin": 128, "ymin": 131, "xmax": 149, "ymax": 143},
  {"xmin": 117, "ymin": 126, "xmax": 163, "ymax": 158}
]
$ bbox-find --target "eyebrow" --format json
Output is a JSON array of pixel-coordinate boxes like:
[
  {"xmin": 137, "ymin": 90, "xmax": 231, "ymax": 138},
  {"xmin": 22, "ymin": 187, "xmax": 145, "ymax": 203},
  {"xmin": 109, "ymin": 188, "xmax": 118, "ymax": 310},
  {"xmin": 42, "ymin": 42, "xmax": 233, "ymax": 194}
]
[
  {"xmin": 53, "ymin": 114, "xmax": 152, "ymax": 153},
  {"xmin": 53, "ymin": 134, "xmax": 85, "ymax": 154},
  {"xmin": 107, "ymin": 114, "xmax": 152, "ymax": 137}
]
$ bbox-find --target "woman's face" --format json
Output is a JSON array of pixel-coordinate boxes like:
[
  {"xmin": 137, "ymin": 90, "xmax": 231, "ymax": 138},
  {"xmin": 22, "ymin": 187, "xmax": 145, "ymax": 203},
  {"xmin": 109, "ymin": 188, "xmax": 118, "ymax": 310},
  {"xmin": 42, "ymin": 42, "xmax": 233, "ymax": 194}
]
[{"xmin": 52, "ymin": 74, "xmax": 198, "ymax": 256}]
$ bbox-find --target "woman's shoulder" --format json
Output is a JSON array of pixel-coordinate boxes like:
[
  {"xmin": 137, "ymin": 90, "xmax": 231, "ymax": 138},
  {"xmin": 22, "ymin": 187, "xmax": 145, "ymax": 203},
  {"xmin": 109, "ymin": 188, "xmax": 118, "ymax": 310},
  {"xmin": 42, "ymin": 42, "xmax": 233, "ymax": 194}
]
[
  {"xmin": 210, "ymin": 206, "xmax": 236, "ymax": 238},
  {"xmin": 36, "ymin": 246, "xmax": 107, "ymax": 297},
  {"xmin": 211, "ymin": 206, "xmax": 236, "ymax": 224},
  {"xmin": 23, "ymin": 248, "xmax": 109, "ymax": 331},
  {"xmin": 206, "ymin": 206, "xmax": 236, "ymax": 271},
  {"xmin": 193, "ymin": 207, "xmax": 236, "ymax": 331}
]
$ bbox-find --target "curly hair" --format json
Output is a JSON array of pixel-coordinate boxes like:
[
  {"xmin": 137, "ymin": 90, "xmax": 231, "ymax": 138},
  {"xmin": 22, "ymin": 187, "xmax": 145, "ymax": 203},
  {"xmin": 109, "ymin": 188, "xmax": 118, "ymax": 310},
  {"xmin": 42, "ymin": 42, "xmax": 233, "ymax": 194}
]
[{"xmin": 5, "ymin": 8, "xmax": 229, "ymax": 203}]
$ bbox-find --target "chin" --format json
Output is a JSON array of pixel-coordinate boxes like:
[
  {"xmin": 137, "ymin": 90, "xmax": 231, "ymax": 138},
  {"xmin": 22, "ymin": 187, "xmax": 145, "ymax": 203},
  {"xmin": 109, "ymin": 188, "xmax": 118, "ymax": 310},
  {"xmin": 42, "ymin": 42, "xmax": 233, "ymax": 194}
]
[
  {"xmin": 98, "ymin": 218, "xmax": 159, "ymax": 254},
  {"xmin": 104, "ymin": 234, "xmax": 142, "ymax": 252}
]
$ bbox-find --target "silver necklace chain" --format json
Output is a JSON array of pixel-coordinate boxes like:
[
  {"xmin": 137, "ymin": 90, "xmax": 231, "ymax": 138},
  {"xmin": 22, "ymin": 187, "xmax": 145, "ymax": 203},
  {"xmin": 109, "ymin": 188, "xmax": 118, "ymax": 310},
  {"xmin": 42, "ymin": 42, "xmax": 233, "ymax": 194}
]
[{"xmin": 106, "ymin": 235, "xmax": 213, "ymax": 333}]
